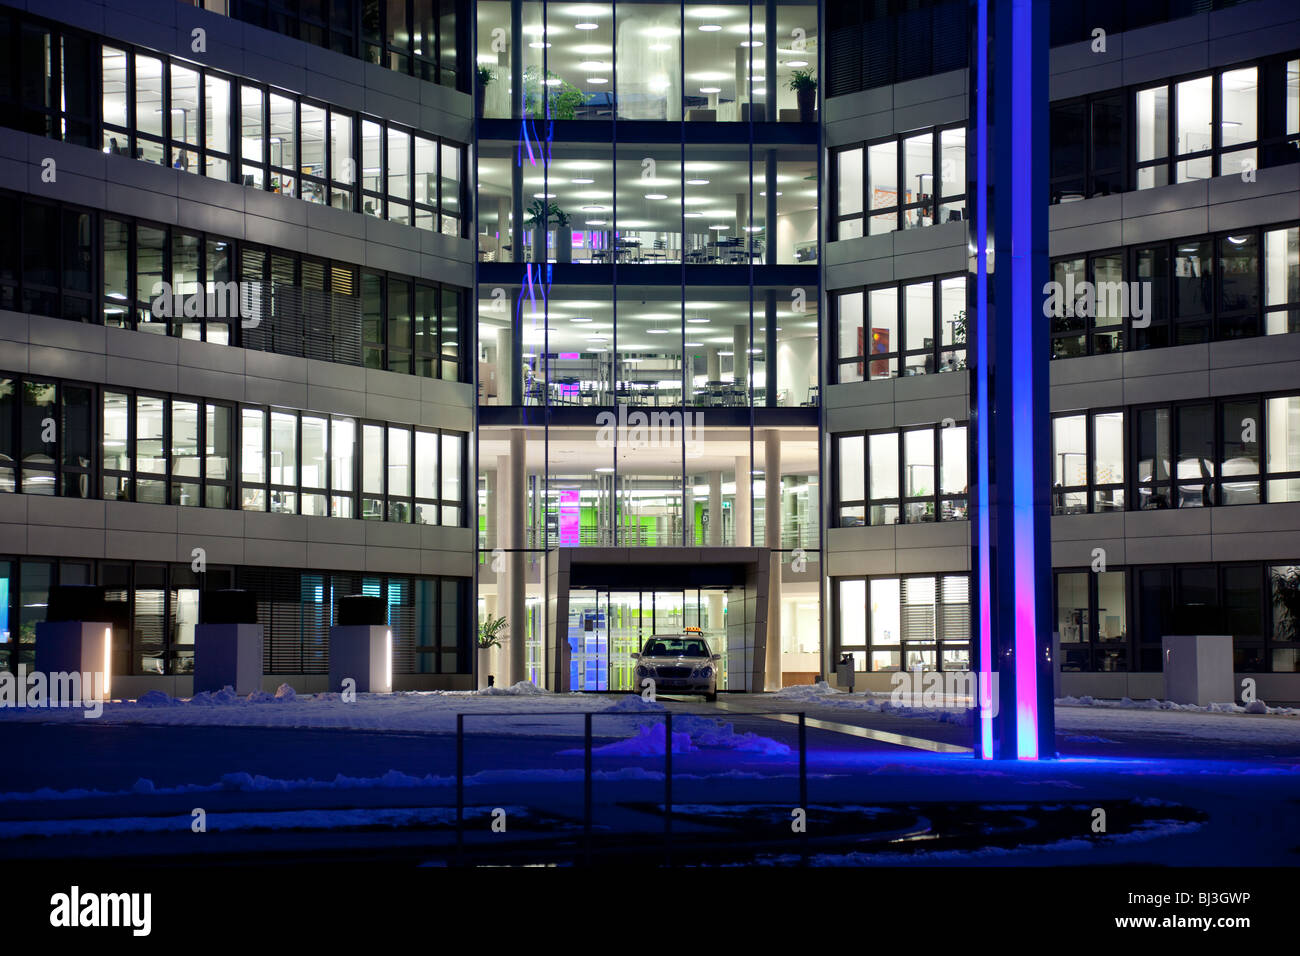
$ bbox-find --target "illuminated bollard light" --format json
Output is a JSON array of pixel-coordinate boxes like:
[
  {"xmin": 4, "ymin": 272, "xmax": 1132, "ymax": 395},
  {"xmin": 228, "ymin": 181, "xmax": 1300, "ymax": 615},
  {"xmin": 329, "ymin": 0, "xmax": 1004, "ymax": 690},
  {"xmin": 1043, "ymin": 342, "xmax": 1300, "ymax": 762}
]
[{"xmin": 33, "ymin": 585, "xmax": 114, "ymax": 706}]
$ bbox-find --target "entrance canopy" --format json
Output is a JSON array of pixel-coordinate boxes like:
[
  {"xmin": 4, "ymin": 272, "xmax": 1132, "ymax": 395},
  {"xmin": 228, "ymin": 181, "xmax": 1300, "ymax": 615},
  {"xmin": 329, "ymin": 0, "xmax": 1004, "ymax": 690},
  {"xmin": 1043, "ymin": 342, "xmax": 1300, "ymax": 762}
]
[{"xmin": 547, "ymin": 547, "xmax": 772, "ymax": 693}]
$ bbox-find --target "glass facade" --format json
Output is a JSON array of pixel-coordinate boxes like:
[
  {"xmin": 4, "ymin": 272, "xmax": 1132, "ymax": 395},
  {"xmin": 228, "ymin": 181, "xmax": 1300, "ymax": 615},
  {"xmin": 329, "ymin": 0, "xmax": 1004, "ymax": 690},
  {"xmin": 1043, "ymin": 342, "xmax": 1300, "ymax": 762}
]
[
  {"xmin": 5, "ymin": 0, "xmax": 1300, "ymax": 695},
  {"xmin": 181, "ymin": 0, "xmax": 467, "ymax": 89},
  {"xmin": 0, "ymin": 190, "xmax": 470, "ymax": 382},
  {"xmin": 0, "ymin": 557, "xmax": 471, "ymax": 678},
  {"xmin": 0, "ymin": 371, "xmax": 469, "ymax": 525},
  {"xmin": 0, "ymin": 10, "xmax": 469, "ymax": 230},
  {"xmin": 476, "ymin": 1, "xmax": 818, "ymax": 123}
]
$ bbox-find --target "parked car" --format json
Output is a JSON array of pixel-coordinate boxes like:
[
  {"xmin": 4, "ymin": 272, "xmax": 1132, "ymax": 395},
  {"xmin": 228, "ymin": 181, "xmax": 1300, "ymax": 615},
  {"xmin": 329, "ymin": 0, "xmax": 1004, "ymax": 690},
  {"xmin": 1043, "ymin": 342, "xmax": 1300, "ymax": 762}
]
[{"xmin": 631, "ymin": 628, "xmax": 721, "ymax": 702}]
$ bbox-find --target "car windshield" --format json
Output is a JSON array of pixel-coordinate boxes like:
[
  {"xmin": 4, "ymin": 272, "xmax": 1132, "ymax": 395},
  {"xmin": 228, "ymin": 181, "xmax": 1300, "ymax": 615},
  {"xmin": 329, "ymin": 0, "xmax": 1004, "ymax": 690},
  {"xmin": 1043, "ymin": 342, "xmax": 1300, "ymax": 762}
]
[{"xmin": 641, "ymin": 638, "xmax": 711, "ymax": 658}]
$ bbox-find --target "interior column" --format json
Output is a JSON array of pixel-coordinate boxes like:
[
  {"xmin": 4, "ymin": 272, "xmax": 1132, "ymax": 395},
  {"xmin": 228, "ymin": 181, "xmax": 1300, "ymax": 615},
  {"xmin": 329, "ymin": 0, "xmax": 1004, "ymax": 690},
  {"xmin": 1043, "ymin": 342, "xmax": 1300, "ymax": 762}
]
[{"xmin": 764, "ymin": 429, "xmax": 782, "ymax": 690}]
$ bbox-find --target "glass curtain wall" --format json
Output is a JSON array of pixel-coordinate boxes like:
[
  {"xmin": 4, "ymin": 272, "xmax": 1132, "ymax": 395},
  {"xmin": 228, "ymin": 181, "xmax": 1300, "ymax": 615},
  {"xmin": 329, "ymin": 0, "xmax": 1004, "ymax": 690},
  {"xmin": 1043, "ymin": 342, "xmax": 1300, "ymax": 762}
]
[
  {"xmin": 477, "ymin": 282, "xmax": 818, "ymax": 408},
  {"xmin": 479, "ymin": 139, "xmax": 816, "ymax": 265},
  {"xmin": 476, "ymin": 1, "xmax": 818, "ymax": 123}
]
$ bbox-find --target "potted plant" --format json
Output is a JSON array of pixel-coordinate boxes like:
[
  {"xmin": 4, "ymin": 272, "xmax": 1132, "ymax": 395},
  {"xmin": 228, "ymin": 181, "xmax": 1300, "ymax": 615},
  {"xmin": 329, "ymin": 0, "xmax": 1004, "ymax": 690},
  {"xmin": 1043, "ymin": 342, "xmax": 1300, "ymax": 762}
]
[
  {"xmin": 477, "ymin": 65, "xmax": 494, "ymax": 118},
  {"xmin": 788, "ymin": 68, "xmax": 817, "ymax": 122},
  {"xmin": 948, "ymin": 309, "xmax": 968, "ymax": 371},
  {"xmin": 525, "ymin": 198, "xmax": 571, "ymax": 263},
  {"xmin": 1274, "ymin": 568, "xmax": 1300, "ymax": 641},
  {"xmin": 553, "ymin": 205, "xmax": 572, "ymax": 263},
  {"xmin": 477, "ymin": 615, "xmax": 507, "ymax": 689},
  {"xmin": 523, "ymin": 67, "xmax": 589, "ymax": 120}
]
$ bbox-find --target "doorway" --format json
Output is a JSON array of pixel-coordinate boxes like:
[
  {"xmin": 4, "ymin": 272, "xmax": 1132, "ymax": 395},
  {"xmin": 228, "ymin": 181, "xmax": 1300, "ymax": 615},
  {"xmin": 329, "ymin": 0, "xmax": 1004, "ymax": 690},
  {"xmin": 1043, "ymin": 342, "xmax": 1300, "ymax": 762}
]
[{"xmin": 567, "ymin": 588, "xmax": 729, "ymax": 691}]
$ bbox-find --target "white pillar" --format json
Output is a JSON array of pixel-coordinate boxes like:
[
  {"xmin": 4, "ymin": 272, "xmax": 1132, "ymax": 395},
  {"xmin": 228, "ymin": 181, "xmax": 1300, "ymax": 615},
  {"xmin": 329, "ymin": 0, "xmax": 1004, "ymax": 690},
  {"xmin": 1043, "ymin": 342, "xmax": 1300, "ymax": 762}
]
[
  {"xmin": 708, "ymin": 470, "xmax": 722, "ymax": 547},
  {"xmin": 734, "ymin": 454, "xmax": 751, "ymax": 547},
  {"xmin": 764, "ymin": 430, "xmax": 782, "ymax": 691}
]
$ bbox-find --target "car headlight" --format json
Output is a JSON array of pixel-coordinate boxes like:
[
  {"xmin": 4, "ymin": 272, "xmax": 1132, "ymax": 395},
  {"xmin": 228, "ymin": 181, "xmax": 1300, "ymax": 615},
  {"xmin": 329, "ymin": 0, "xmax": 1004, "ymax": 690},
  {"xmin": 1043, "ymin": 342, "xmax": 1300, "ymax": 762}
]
[
  {"xmin": 636, "ymin": 664, "xmax": 654, "ymax": 677},
  {"xmin": 694, "ymin": 666, "xmax": 713, "ymax": 679}
]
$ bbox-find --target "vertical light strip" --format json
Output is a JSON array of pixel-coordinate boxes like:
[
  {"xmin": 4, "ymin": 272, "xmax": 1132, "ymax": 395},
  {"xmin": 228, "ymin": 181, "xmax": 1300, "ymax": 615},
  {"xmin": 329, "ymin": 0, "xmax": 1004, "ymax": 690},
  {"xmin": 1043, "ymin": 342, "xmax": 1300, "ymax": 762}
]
[
  {"xmin": 974, "ymin": 0, "xmax": 993, "ymax": 759},
  {"xmin": 1010, "ymin": 0, "xmax": 1039, "ymax": 759},
  {"xmin": 103, "ymin": 626, "xmax": 112, "ymax": 701},
  {"xmin": 386, "ymin": 629, "xmax": 393, "ymax": 693}
]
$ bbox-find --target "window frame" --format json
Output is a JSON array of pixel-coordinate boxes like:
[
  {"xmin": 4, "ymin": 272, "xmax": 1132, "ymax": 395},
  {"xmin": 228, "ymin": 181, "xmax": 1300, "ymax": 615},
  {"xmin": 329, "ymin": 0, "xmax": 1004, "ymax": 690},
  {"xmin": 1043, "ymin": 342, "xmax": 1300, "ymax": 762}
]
[
  {"xmin": 833, "ymin": 572, "xmax": 972, "ymax": 673},
  {"xmin": 833, "ymin": 421, "xmax": 969, "ymax": 527},
  {"xmin": 830, "ymin": 122, "xmax": 967, "ymax": 241},
  {"xmin": 833, "ymin": 273, "xmax": 967, "ymax": 383}
]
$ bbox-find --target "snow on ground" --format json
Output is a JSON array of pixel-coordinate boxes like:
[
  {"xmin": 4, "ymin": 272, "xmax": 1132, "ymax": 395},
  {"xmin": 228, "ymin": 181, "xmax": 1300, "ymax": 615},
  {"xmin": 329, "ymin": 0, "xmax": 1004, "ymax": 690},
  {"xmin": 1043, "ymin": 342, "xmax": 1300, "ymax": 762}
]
[
  {"xmin": 0, "ymin": 683, "xmax": 624, "ymax": 736},
  {"xmin": 1053, "ymin": 704, "xmax": 1300, "ymax": 746},
  {"xmin": 0, "ymin": 684, "xmax": 795, "ymax": 757},
  {"xmin": 3, "ymin": 679, "xmax": 1298, "ymax": 748},
  {"xmin": 774, "ymin": 681, "xmax": 1300, "ymax": 745}
]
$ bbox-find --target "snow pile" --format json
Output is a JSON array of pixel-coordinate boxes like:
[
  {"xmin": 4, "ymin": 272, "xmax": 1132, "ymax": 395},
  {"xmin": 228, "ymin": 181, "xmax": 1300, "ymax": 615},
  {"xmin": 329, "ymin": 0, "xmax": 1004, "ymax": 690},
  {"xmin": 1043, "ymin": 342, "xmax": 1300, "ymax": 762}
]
[
  {"xmin": 585, "ymin": 722, "xmax": 698, "ymax": 756},
  {"xmin": 773, "ymin": 681, "xmax": 838, "ymax": 701},
  {"xmin": 274, "ymin": 683, "xmax": 297, "ymax": 701},
  {"xmin": 673, "ymin": 715, "xmax": 792, "ymax": 755},
  {"xmin": 135, "ymin": 690, "xmax": 179, "ymax": 708},
  {"xmin": 1058, "ymin": 695, "xmax": 1299, "ymax": 717},
  {"xmin": 602, "ymin": 695, "xmax": 666, "ymax": 713},
  {"xmin": 189, "ymin": 687, "xmax": 241, "ymax": 706},
  {"xmin": 479, "ymin": 680, "xmax": 547, "ymax": 697},
  {"xmin": 560, "ymin": 713, "xmax": 790, "ymax": 757}
]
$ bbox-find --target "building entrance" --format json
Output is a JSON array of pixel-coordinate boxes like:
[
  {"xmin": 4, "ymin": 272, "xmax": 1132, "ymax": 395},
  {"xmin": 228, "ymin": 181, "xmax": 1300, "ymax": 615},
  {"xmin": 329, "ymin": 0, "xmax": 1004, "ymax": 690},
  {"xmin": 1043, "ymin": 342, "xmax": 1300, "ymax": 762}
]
[{"xmin": 567, "ymin": 588, "xmax": 729, "ymax": 691}]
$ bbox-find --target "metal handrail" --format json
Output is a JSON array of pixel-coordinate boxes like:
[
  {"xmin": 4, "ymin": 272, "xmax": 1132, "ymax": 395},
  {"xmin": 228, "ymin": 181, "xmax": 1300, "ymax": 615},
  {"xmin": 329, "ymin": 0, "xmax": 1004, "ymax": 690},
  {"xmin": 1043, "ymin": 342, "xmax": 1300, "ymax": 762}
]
[{"xmin": 453, "ymin": 708, "xmax": 810, "ymax": 866}]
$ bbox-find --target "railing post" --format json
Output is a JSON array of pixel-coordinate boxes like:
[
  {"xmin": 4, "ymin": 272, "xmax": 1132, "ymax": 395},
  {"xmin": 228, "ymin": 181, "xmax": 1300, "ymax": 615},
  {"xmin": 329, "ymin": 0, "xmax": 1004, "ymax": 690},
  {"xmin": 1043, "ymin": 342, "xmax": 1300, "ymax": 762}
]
[
  {"xmin": 456, "ymin": 712, "xmax": 465, "ymax": 864},
  {"xmin": 584, "ymin": 711, "xmax": 593, "ymax": 866},
  {"xmin": 664, "ymin": 711, "xmax": 672, "ymax": 866},
  {"xmin": 799, "ymin": 711, "xmax": 808, "ymax": 865}
]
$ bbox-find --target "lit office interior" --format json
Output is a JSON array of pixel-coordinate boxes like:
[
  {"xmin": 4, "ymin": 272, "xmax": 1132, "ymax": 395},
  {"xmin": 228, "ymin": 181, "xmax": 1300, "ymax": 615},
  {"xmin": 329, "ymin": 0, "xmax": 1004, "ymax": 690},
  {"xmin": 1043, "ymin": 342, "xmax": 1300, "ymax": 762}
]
[
  {"xmin": 475, "ymin": 1, "xmax": 819, "ymax": 122},
  {"xmin": 476, "ymin": 140, "xmax": 817, "ymax": 263},
  {"xmin": 478, "ymin": 424, "xmax": 817, "ymax": 548},
  {"xmin": 477, "ymin": 283, "xmax": 819, "ymax": 406}
]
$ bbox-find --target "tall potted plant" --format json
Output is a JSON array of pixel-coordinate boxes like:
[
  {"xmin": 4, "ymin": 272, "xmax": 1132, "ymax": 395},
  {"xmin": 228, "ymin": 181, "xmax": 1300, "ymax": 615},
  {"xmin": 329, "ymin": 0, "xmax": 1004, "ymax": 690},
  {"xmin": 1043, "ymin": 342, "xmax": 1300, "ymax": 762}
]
[
  {"xmin": 477, "ymin": 65, "xmax": 494, "ymax": 118},
  {"xmin": 553, "ymin": 205, "xmax": 572, "ymax": 263},
  {"xmin": 477, "ymin": 615, "xmax": 507, "ymax": 690},
  {"xmin": 788, "ymin": 68, "xmax": 817, "ymax": 122},
  {"xmin": 525, "ymin": 198, "xmax": 570, "ymax": 263}
]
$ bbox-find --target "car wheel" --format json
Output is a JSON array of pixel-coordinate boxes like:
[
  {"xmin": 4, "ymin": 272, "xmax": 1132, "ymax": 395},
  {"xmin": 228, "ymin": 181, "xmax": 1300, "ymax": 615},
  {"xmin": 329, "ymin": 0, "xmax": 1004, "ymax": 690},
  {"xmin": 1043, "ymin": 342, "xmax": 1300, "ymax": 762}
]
[{"xmin": 705, "ymin": 692, "xmax": 718, "ymax": 703}]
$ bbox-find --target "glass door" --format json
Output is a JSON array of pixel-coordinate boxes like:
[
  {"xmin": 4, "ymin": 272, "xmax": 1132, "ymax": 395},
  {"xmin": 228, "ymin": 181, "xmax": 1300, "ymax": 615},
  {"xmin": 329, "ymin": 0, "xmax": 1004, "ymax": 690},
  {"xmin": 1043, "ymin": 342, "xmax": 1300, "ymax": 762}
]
[
  {"xmin": 568, "ymin": 589, "xmax": 608, "ymax": 690},
  {"xmin": 608, "ymin": 590, "xmax": 642, "ymax": 691}
]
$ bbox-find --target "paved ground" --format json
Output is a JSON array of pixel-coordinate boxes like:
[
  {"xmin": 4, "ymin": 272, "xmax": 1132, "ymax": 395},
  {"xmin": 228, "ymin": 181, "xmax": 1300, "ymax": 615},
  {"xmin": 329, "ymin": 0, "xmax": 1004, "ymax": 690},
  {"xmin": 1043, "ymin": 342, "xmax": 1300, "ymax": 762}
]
[{"xmin": 1, "ymin": 695, "xmax": 1296, "ymax": 866}]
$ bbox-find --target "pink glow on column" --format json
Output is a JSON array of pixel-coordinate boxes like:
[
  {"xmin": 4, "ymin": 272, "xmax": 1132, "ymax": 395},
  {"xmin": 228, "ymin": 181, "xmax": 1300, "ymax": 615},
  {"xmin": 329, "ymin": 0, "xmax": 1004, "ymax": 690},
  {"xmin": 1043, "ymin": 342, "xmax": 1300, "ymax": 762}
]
[
  {"xmin": 975, "ymin": 0, "xmax": 994, "ymax": 759},
  {"xmin": 1010, "ymin": 0, "xmax": 1039, "ymax": 760}
]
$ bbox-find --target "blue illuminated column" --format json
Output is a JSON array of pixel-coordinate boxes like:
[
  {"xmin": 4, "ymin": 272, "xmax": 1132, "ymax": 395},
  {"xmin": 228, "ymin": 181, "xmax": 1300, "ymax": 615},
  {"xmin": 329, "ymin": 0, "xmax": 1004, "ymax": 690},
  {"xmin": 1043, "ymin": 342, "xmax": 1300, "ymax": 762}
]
[{"xmin": 969, "ymin": 0, "xmax": 1055, "ymax": 759}]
